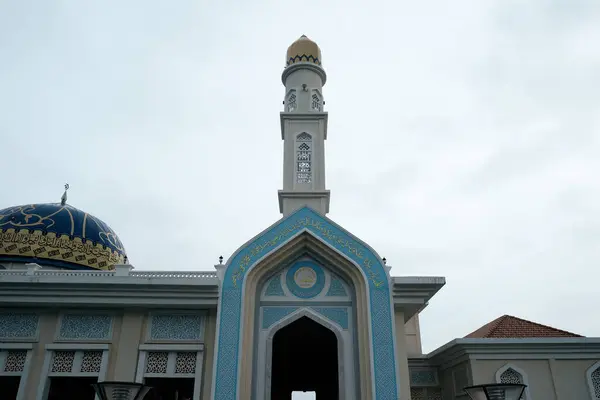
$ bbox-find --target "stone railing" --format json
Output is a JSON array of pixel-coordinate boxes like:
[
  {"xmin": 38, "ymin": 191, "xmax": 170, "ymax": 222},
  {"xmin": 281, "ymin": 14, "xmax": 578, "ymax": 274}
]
[
  {"xmin": 129, "ymin": 271, "xmax": 217, "ymax": 279},
  {"xmin": 0, "ymin": 264, "xmax": 217, "ymax": 280}
]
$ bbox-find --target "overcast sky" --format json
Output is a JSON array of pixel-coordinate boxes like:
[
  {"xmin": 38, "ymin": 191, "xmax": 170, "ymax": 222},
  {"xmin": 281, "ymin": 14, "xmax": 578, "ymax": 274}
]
[{"xmin": 1, "ymin": 0, "xmax": 599, "ymax": 355}]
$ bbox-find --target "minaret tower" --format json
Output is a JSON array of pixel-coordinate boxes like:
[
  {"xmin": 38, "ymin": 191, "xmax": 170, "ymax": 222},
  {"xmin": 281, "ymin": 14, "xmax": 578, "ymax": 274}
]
[{"xmin": 278, "ymin": 35, "xmax": 330, "ymax": 216}]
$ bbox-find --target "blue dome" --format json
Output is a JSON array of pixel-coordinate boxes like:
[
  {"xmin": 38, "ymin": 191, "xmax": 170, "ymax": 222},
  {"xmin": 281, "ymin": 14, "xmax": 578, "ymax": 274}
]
[{"xmin": 0, "ymin": 203, "xmax": 127, "ymax": 270}]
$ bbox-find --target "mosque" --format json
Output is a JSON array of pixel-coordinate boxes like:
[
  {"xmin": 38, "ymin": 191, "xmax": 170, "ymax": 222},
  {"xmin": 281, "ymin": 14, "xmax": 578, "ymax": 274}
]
[{"xmin": 0, "ymin": 36, "xmax": 599, "ymax": 400}]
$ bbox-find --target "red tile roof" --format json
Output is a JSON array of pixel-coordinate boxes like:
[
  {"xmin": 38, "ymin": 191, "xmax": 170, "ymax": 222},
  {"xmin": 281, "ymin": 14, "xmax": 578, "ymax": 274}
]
[{"xmin": 464, "ymin": 315, "xmax": 583, "ymax": 339}]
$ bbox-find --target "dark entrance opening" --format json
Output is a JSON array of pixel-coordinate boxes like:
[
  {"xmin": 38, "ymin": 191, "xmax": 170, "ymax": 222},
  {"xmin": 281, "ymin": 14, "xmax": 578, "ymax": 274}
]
[
  {"xmin": 143, "ymin": 377, "xmax": 195, "ymax": 400},
  {"xmin": 271, "ymin": 316, "xmax": 338, "ymax": 400},
  {"xmin": 47, "ymin": 377, "xmax": 98, "ymax": 400},
  {"xmin": 0, "ymin": 376, "xmax": 20, "ymax": 399}
]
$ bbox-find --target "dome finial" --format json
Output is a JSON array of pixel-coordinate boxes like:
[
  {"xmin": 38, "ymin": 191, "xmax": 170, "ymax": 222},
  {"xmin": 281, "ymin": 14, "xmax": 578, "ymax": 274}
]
[
  {"xmin": 286, "ymin": 35, "xmax": 322, "ymax": 67},
  {"xmin": 61, "ymin": 183, "xmax": 69, "ymax": 206}
]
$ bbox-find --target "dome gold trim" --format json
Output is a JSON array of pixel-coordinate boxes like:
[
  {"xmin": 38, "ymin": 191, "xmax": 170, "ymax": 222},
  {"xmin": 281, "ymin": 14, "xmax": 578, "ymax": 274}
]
[
  {"xmin": 0, "ymin": 203, "xmax": 126, "ymax": 270},
  {"xmin": 0, "ymin": 228, "xmax": 125, "ymax": 270},
  {"xmin": 286, "ymin": 35, "xmax": 322, "ymax": 67}
]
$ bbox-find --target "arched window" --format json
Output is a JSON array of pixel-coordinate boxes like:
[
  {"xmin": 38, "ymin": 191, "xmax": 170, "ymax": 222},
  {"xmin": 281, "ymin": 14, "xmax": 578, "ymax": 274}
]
[
  {"xmin": 587, "ymin": 361, "xmax": 600, "ymax": 399},
  {"xmin": 286, "ymin": 90, "xmax": 297, "ymax": 112},
  {"xmin": 311, "ymin": 92, "xmax": 322, "ymax": 111},
  {"xmin": 296, "ymin": 133, "xmax": 312, "ymax": 184},
  {"xmin": 500, "ymin": 368, "xmax": 523, "ymax": 384},
  {"xmin": 495, "ymin": 364, "xmax": 529, "ymax": 399}
]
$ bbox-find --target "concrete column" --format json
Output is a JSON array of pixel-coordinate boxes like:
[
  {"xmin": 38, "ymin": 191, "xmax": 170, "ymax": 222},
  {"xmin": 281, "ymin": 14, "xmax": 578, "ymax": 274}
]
[
  {"xmin": 201, "ymin": 310, "xmax": 217, "ymax": 400},
  {"xmin": 394, "ymin": 310, "xmax": 412, "ymax": 400},
  {"xmin": 108, "ymin": 311, "xmax": 144, "ymax": 381}
]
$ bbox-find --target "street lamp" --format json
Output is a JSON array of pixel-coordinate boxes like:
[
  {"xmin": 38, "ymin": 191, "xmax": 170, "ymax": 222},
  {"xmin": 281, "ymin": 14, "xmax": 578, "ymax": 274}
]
[
  {"xmin": 91, "ymin": 381, "xmax": 153, "ymax": 400},
  {"xmin": 463, "ymin": 383, "xmax": 527, "ymax": 400}
]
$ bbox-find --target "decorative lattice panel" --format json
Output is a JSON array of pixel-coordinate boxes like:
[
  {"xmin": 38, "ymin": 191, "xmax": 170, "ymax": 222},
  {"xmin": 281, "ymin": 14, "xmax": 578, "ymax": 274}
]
[
  {"xmin": 146, "ymin": 352, "xmax": 169, "ymax": 374},
  {"xmin": 411, "ymin": 387, "xmax": 426, "ymax": 400},
  {"xmin": 296, "ymin": 133, "xmax": 312, "ymax": 184},
  {"xmin": 286, "ymin": 92, "xmax": 297, "ymax": 112},
  {"xmin": 80, "ymin": 351, "xmax": 102, "ymax": 373},
  {"xmin": 51, "ymin": 351, "xmax": 75, "ymax": 373},
  {"xmin": 410, "ymin": 368, "xmax": 438, "ymax": 386},
  {"xmin": 427, "ymin": 388, "xmax": 443, "ymax": 400},
  {"xmin": 3, "ymin": 350, "xmax": 26, "ymax": 373},
  {"xmin": 150, "ymin": 314, "xmax": 203, "ymax": 341},
  {"xmin": 174, "ymin": 352, "xmax": 196, "ymax": 374},
  {"xmin": 591, "ymin": 367, "xmax": 600, "ymax": 399},
  {"xmin": 311, "ymin": 93, "xmax": 322, "ymax": 111},
  {"xmin": 500, "ymin": 368, "xmax": 523, "ymax": 384},
  {"xmin": 0, "ymin": 313, "xmax": 38, "ymax": 339},
  {"xmin": 58, "ymin": 314, "xmax": 113, "ymax": 340}
]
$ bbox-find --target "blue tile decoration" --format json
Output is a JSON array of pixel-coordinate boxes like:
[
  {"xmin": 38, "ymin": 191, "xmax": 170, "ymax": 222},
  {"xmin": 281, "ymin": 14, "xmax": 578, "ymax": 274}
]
[
  {"xmin": 264, "ymin": 273, "xmax": 285, "ymax": 296},
  {"xmin": 326, "ymin": 275, "xmax": 348, "ymax": 297},
  {"xmin": 214, "ymin": 206, "xmax": 397, "ymax": 400},
  {"xmin": 0, "ymin": 312, "xmax": 39, "ymax": 339},
  {"xmin": 310, "ymin": 307, "xmax": 348, "ymax": 329},
  {"xmin": 58, "ymin": 314, "xmax": 113, "ymax": 340},
  {"xmin": 0, "ymin": 203, "xmax": 127, "ymax": 270},
  {"xmin": 150, "ymin": 314, "xmax": 203, "ymax": 341},
  {"xmin": 410, "ymin": 368, "xmax": 438, "ymax": 386},
  {"xmin": 262, "ymin": 307, "xmax": 298, "ymax": 329},
  {"xmin": 285, "ymin": 261, "xmax": 325, "ymax": 299}
]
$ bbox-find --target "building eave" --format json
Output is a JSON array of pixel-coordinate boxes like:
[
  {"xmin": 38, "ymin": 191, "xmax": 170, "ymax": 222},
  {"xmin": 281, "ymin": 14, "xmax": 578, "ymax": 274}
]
[
  {"xmin": 427, "ymin": 338, "xmax": 600, "ymax": 369},
  {"xmin": 0, "ymin": 268, "xmax": 219, "ymax": 309},
  {"xmin": 0, "ymin": 269, "xmax": 445, "ymax": 313},
  {"xmin": 391, "ymin": 276, "xmax": 446, "ymax": 321}
]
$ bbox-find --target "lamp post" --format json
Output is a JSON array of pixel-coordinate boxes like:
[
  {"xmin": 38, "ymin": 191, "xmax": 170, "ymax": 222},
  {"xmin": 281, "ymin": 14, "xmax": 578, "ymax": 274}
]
[
  {"xmin": 463, "ymin": 383, "xmax": 527, "ymax": 400},
  {"xmin": 91, "ymin": 381, "xmax": 152, "ymax": 400}
]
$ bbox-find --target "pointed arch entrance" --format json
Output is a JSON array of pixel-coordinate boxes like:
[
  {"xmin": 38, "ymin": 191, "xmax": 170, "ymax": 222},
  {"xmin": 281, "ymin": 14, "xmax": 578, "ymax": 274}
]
[
  {"xmin": 270, "ymin": 314, "xmax": 338, "ymax": 400},
  {"xmin": 211, "ymin": 207, "xmax": 400, "ymax": 400}
]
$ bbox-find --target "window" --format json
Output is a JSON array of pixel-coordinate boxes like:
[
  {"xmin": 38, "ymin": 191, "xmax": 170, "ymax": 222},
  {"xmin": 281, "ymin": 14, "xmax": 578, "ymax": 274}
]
[
  {"xmin": 286, "ymin": 90, "xmax": 297, "ymax": 112},
  {"xmin": 587, "ymin": 361, "xmax": 600, "ymax": 399},
  {"xmin": 499, "ymin": 368, "xmax": 524, "ymax": 384},
  {"xmin": 311, "ymin": 92, "xmax": 322, "ymax": 111},
  {"xmin": 496, "ymin": 364, "xmax": 528, "ymax": 399},
  {"xmin": 296, "ymin": 133, "xmax": 312, "ymax": 184}
]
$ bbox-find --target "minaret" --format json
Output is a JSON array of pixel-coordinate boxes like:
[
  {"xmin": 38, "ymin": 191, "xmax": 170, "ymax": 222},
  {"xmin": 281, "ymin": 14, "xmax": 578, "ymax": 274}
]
[{"xmin": 278, "ymin": 35, "xmax": 330, "ymax": 216}]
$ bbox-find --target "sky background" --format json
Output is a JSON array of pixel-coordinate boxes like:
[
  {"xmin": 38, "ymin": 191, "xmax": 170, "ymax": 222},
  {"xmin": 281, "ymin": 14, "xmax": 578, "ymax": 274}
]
[{"xmin": 1, "ymin": 0, "xmax": 599, "ymax": 364}]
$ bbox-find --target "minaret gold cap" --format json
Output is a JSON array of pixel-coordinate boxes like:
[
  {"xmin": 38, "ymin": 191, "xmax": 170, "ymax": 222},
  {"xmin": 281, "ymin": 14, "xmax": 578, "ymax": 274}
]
[{"xmin": 286, "ymin": 35, "xmax": 322, "ymax": 67}]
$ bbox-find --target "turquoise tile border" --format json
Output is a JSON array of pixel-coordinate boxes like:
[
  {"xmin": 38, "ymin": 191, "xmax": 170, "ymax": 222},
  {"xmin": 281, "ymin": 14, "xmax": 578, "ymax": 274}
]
[{"xmin": 213, "ymin": 207, "xmax": 398, "ymax": 400}]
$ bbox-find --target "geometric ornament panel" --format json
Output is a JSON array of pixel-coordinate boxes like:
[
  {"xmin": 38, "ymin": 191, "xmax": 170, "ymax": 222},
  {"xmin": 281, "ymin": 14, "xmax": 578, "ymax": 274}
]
[
  {"xmin": 50, "ymin": 350, "xmax": 104, "ymax": 375},
  {"xmin": 144, "ymin": 351, "xmax": 197, "ymax": 376},
  {"xmin": 410, "ymin": 368, "xmax": 438, "ymax": 386},
  {"xmin": 149, "ymin": 314, "xmax": 204, "ymax": 341},
  {"xmin": 58, "ymin": 314, "xmax": 113, "ymax": 340},
  {"xmin": 3, "ymin": 350, "xmax": 27, "ymax": 373},
  {"xmin": 411, "ymin": 388, "xmax": 443, "ymax": 400},
  {"xmin": 51, "ymin": 351, "xmax": 75, "ymax": 373},
  {"xmin": 591, "ymin": 367, "xmax": 600, "ymax": 399},
  {"xmin": 500, "ymin": 368, "xmax": 523, "ymax": 384},
  {"xmin": 0, "ymin": 312, "xmax": 39, "ymax": 339}
]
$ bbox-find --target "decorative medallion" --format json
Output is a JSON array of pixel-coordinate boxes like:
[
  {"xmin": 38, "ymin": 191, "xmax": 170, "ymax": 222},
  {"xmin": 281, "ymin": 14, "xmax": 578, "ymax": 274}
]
[
  {"xmin": 285, "ymin": 261, "xmax": 325, "ymax": 299},
  {"xmin": 294, "ymin": 266, "xmax": 317, "ymax": 288}
]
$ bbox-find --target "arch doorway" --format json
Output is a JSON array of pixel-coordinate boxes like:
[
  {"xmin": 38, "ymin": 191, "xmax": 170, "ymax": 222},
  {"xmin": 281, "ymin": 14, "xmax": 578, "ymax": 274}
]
[{"xmin": 271, "ymin": 317, "xmax": 339, "ymax": 400}]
